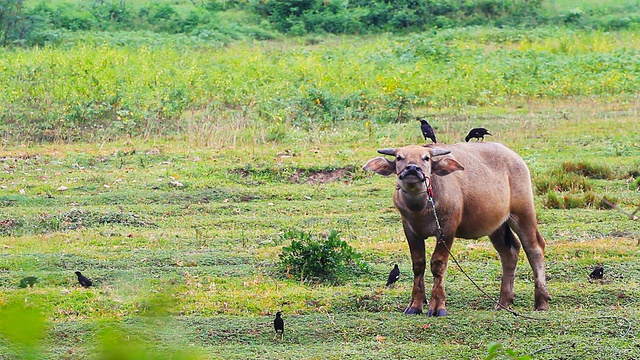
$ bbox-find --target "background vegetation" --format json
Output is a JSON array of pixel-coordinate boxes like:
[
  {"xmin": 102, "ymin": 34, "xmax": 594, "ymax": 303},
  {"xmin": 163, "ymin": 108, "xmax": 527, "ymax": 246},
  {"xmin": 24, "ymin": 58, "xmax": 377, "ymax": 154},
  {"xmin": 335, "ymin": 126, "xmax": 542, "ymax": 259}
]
[
  {"xmin": 0, "ymin": 0, "xmax": 640, "ymax": 47},
  {"xmin": 0, "ymin": 0, "xmax": 639, "ymax": 359}
]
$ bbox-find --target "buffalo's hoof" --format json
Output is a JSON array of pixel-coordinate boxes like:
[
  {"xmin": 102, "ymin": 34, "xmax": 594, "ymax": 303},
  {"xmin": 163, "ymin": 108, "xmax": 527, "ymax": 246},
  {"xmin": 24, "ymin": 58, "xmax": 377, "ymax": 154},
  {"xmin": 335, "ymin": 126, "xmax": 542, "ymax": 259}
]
[
  {"xmin": 404, "ymin": 307, "xmax": 423, "ymax": 315},
  {"xmin": 426, "ymin": 309, "xmax": 447, "ymax": 317}
]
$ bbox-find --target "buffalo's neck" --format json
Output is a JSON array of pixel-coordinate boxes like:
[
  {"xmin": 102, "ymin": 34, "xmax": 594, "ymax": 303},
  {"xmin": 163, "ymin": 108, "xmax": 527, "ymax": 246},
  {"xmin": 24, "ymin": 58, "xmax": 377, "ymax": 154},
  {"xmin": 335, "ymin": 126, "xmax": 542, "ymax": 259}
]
[
  {"xmin": 394, "ymin": 192, "xmax": 439, "ymax": 239},
  {"xmin": 395, "ymin": 189, "xmax": 430, "ymax": 212}
]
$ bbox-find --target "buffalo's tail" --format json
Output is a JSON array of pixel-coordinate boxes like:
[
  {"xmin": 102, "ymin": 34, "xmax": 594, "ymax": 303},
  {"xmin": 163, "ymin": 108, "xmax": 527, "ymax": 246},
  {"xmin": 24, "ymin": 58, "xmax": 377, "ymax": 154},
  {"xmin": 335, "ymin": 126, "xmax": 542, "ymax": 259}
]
[{"xmin": 504, "ymin": 223, "xmax": 516, "ymax": 248}]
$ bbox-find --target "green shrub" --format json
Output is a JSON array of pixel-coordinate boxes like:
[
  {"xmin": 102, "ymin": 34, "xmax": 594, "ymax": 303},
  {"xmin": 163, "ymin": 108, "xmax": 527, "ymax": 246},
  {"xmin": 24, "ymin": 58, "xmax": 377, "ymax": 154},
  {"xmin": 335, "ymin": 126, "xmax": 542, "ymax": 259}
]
[
  {"xmin": 251, "ymin": 0, "xmax": 543, "ymax": 35},
  {"xmin": 23, "ymin": 0, "xmax": 240, "ymax": 38},
  {"xmin": 139, "ymin": 3, "xmax": 182, "ymax": 33},
  {"xmin": 279, "ymin": 229, "xmax": 368, "ymax": 284},
  {"xmin": 0, "ymin": 0, "xmax": 29, "ymax": 46}
]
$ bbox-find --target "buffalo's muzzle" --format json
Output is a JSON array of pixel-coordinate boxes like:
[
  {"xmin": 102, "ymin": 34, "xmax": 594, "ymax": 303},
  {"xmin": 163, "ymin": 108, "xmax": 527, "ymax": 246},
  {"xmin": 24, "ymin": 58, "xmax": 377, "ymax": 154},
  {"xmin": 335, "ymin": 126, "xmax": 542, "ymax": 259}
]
[{"xmin": 398, "ymin": 164, "xmax": 425, "ymax": 181}]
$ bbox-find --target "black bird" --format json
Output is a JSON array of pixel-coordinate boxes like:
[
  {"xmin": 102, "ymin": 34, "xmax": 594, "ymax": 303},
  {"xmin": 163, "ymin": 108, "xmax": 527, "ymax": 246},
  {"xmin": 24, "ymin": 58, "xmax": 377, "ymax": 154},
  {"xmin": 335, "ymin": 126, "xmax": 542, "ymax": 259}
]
[
  {"xmin": 589, "ymin": 266, "xmax": 604, "ymax": 280},
  {"xmin": 465, "ymin": 127, "xmax": 492, "ymax": 142},
  {"xmin": 273, "ymin": 311, "xmax": 284, "ymax": 340},
  {"xmin": 19, "ymin": 276, "xmax": 38, "ymax": 288},
  {"xmin": 386, "ymin": 264, "xmax": 400, "ymax": 286},
  {"xmin": 75, "ymin": 271, "xmax": 93, "ymax": 288},
  {"xmin": 418, "ymin": 118, "xmax": 437, "ymax": 144}
]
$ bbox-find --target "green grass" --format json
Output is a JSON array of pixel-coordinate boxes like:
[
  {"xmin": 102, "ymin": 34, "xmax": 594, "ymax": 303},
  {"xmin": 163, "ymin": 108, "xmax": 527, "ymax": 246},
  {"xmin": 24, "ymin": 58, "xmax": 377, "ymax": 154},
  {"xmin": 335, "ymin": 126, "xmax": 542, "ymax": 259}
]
[
  {"xmin": 2, "ymin": 27, "xmax": 640, "ymax": 143},
  {"xmin": 1, "ymin": 14, "xmax": 640, "ymax": 358},
  {"xmin": 1, "ymin": 97, "xmax": 639, "ymax": 358}
]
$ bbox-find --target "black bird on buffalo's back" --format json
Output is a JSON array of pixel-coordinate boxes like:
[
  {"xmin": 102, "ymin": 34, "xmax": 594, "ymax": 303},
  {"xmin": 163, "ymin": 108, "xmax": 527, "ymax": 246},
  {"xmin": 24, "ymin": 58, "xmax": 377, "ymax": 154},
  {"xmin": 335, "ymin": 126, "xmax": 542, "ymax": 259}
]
[
  {"xmin": 386, "ymin": 264, "xmax": 400, "ymax": 287},
  {"xmin": 75, "ymin": 271, "xmax": 93, "ymax": 288},
  {"xmin": 273, "ymin": 311, "xmax": 284, "ymax": 340},
  {"xmin": 465, "ymin": 127, "xmax": 492, "ymax": 142},
  {"xmin": 418, "ymin": 118, "xmax": 437, "ymax": 144},
  {"xmin": 589, "ymin": 266, "xmax": 604, "ymax": 280}
]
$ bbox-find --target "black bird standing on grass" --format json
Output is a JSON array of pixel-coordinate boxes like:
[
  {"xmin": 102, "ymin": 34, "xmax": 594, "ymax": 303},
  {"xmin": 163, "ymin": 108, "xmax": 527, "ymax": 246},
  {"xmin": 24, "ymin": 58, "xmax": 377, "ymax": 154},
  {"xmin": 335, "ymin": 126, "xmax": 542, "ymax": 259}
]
[
  {"xmin": 75, "ymin": 271, "xmax": 93, "ymax": 288},
  {"xmin": 386, "ymin": 264, "xmax": 400, "ymax": 287},
  {"xmin": 465, "ymin": 127, "xmax": 492, "ymax": 142},
  {"xmin": 589, "ymin": 266, "xmax": 604, "ymax": 280},
  {"xmin": 418, "ymin": 118, "xmax": 437, "ymax": 144},
  {"xmin": 273, "ymin": 311, "xmax": 284, "ymax": 340}
]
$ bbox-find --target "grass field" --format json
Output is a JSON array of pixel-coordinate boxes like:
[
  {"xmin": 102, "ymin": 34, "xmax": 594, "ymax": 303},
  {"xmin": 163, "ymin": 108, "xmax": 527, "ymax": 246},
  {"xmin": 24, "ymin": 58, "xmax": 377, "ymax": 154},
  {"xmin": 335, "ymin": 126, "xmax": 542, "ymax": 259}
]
[
  {"xmin": 1, "ymin": 9, "xmax": 640, "ymax": 358},
  {"xmin": 3, "ymin": 28, "xmax": 640, "ymax": 144},
  {"xmin": 1, "ymin": 97, "xmax": 639, "ymax": 358}
]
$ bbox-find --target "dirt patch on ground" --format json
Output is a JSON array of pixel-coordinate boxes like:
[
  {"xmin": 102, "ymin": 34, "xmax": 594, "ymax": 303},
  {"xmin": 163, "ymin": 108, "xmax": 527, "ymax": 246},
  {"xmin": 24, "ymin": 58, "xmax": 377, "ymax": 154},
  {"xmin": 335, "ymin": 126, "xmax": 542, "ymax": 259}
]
[
  {"xmin": 289, "ymin": 167, "xmax": 353, "ymax": 184},
  {"xmin": 229, "ymin": 166, "xmax": 354, "ymax": 184},
  {"xmin": 228, "ymin": 169, "xmax": 251, "ymax": 177}
]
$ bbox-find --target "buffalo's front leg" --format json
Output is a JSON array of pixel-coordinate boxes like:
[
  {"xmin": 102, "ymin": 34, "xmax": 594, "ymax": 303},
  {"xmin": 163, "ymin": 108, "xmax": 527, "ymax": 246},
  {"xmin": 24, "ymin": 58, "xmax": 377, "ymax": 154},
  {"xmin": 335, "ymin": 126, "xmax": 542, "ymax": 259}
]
[
  {"xmin": 403, "ymin": 224, "xmax": 426, "ymax": 315},
  {"xmin": 426, "ymin": 236, "xmax": 453, "ymax": 317}
]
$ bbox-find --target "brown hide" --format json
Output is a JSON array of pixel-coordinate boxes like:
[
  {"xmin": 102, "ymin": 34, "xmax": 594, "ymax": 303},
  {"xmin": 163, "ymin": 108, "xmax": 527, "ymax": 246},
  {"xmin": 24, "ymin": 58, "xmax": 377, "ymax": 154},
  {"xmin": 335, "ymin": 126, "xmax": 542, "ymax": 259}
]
[{"xmin": 364, "ymin": 143, "xmax": 550, "ymax": 316}]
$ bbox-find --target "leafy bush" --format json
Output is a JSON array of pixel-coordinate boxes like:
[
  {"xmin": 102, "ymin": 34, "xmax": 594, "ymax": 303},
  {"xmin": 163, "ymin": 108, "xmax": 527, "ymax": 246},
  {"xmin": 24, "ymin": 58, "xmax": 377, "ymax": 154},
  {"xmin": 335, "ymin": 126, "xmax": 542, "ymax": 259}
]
[
  {"xmin": 3, "ymin": 0, "xmax": 638, "ymax": 48},
  {"xmin": 0, "ymin": 0, "xmax": 30, "ymax": 45},
  {"xmin": 252, "ymin": 0, "xmax": 543, "ymax": 35},
  {"xmin": 279, "ymin": 229, "xmax": 368, "ymax": 284}
]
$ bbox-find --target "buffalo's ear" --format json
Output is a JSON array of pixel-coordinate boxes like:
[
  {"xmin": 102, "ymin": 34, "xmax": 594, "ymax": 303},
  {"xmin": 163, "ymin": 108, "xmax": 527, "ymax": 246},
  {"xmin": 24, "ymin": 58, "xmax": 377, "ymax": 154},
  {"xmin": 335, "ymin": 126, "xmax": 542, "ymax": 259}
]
[
  {"xmin": 432, "ymin": 158, "xmax": 464, "ymax": 176},
  {"xmin": 363, "ymin": 157, "xmax": 396, "ymax": 176}
]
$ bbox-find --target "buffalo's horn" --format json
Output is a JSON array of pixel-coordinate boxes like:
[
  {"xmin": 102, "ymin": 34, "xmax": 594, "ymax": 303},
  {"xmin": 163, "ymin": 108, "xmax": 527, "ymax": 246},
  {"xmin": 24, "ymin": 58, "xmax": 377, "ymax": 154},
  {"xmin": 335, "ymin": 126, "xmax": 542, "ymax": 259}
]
[
  {"xmin": 430, "ymin": 149, "xmax": 451, "ymax": 157},
  {"xmin": 377, "ymin": 148, "xmax": 397, "ymax": 156}
]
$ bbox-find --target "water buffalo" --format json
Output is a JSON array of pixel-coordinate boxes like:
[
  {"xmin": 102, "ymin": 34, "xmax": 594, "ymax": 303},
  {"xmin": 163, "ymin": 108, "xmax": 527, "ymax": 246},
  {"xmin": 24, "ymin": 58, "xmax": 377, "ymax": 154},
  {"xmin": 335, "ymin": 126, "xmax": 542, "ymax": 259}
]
[{"xmin": 364, "ymin": 143, "xmax": 550, "ymax": 316}]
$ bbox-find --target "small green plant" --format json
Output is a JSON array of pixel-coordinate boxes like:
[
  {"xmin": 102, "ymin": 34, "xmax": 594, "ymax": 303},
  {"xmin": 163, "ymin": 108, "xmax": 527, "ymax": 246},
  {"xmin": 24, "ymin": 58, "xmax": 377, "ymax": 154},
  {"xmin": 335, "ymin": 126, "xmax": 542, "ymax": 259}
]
[
  {"xmin": 279, "ymin": 229, "xmax": 368, "ymax": 284},
  {"xmin": 485, "ymin": 342, "xmax": 531, "ymax": 360}
]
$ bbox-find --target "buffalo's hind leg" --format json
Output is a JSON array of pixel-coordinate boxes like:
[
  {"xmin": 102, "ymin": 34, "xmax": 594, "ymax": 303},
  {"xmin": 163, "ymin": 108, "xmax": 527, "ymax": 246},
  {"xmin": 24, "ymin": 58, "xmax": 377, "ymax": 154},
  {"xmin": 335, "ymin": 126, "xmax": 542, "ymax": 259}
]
[
  {"xmin": 508, "ymin": 217, "xmax": 551, "ymax": 311},
  {"xmin": 489, "ymin": 223, "xmax": 521, "ymax": 310}
]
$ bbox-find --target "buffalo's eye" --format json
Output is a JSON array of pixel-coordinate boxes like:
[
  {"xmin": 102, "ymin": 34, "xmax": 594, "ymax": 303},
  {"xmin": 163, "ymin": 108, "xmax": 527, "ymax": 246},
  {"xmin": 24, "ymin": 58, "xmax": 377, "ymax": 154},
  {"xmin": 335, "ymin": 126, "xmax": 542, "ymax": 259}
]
[{"xmin": 396, "ymin": 155, "xmax": 405, "ymax": 161}]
